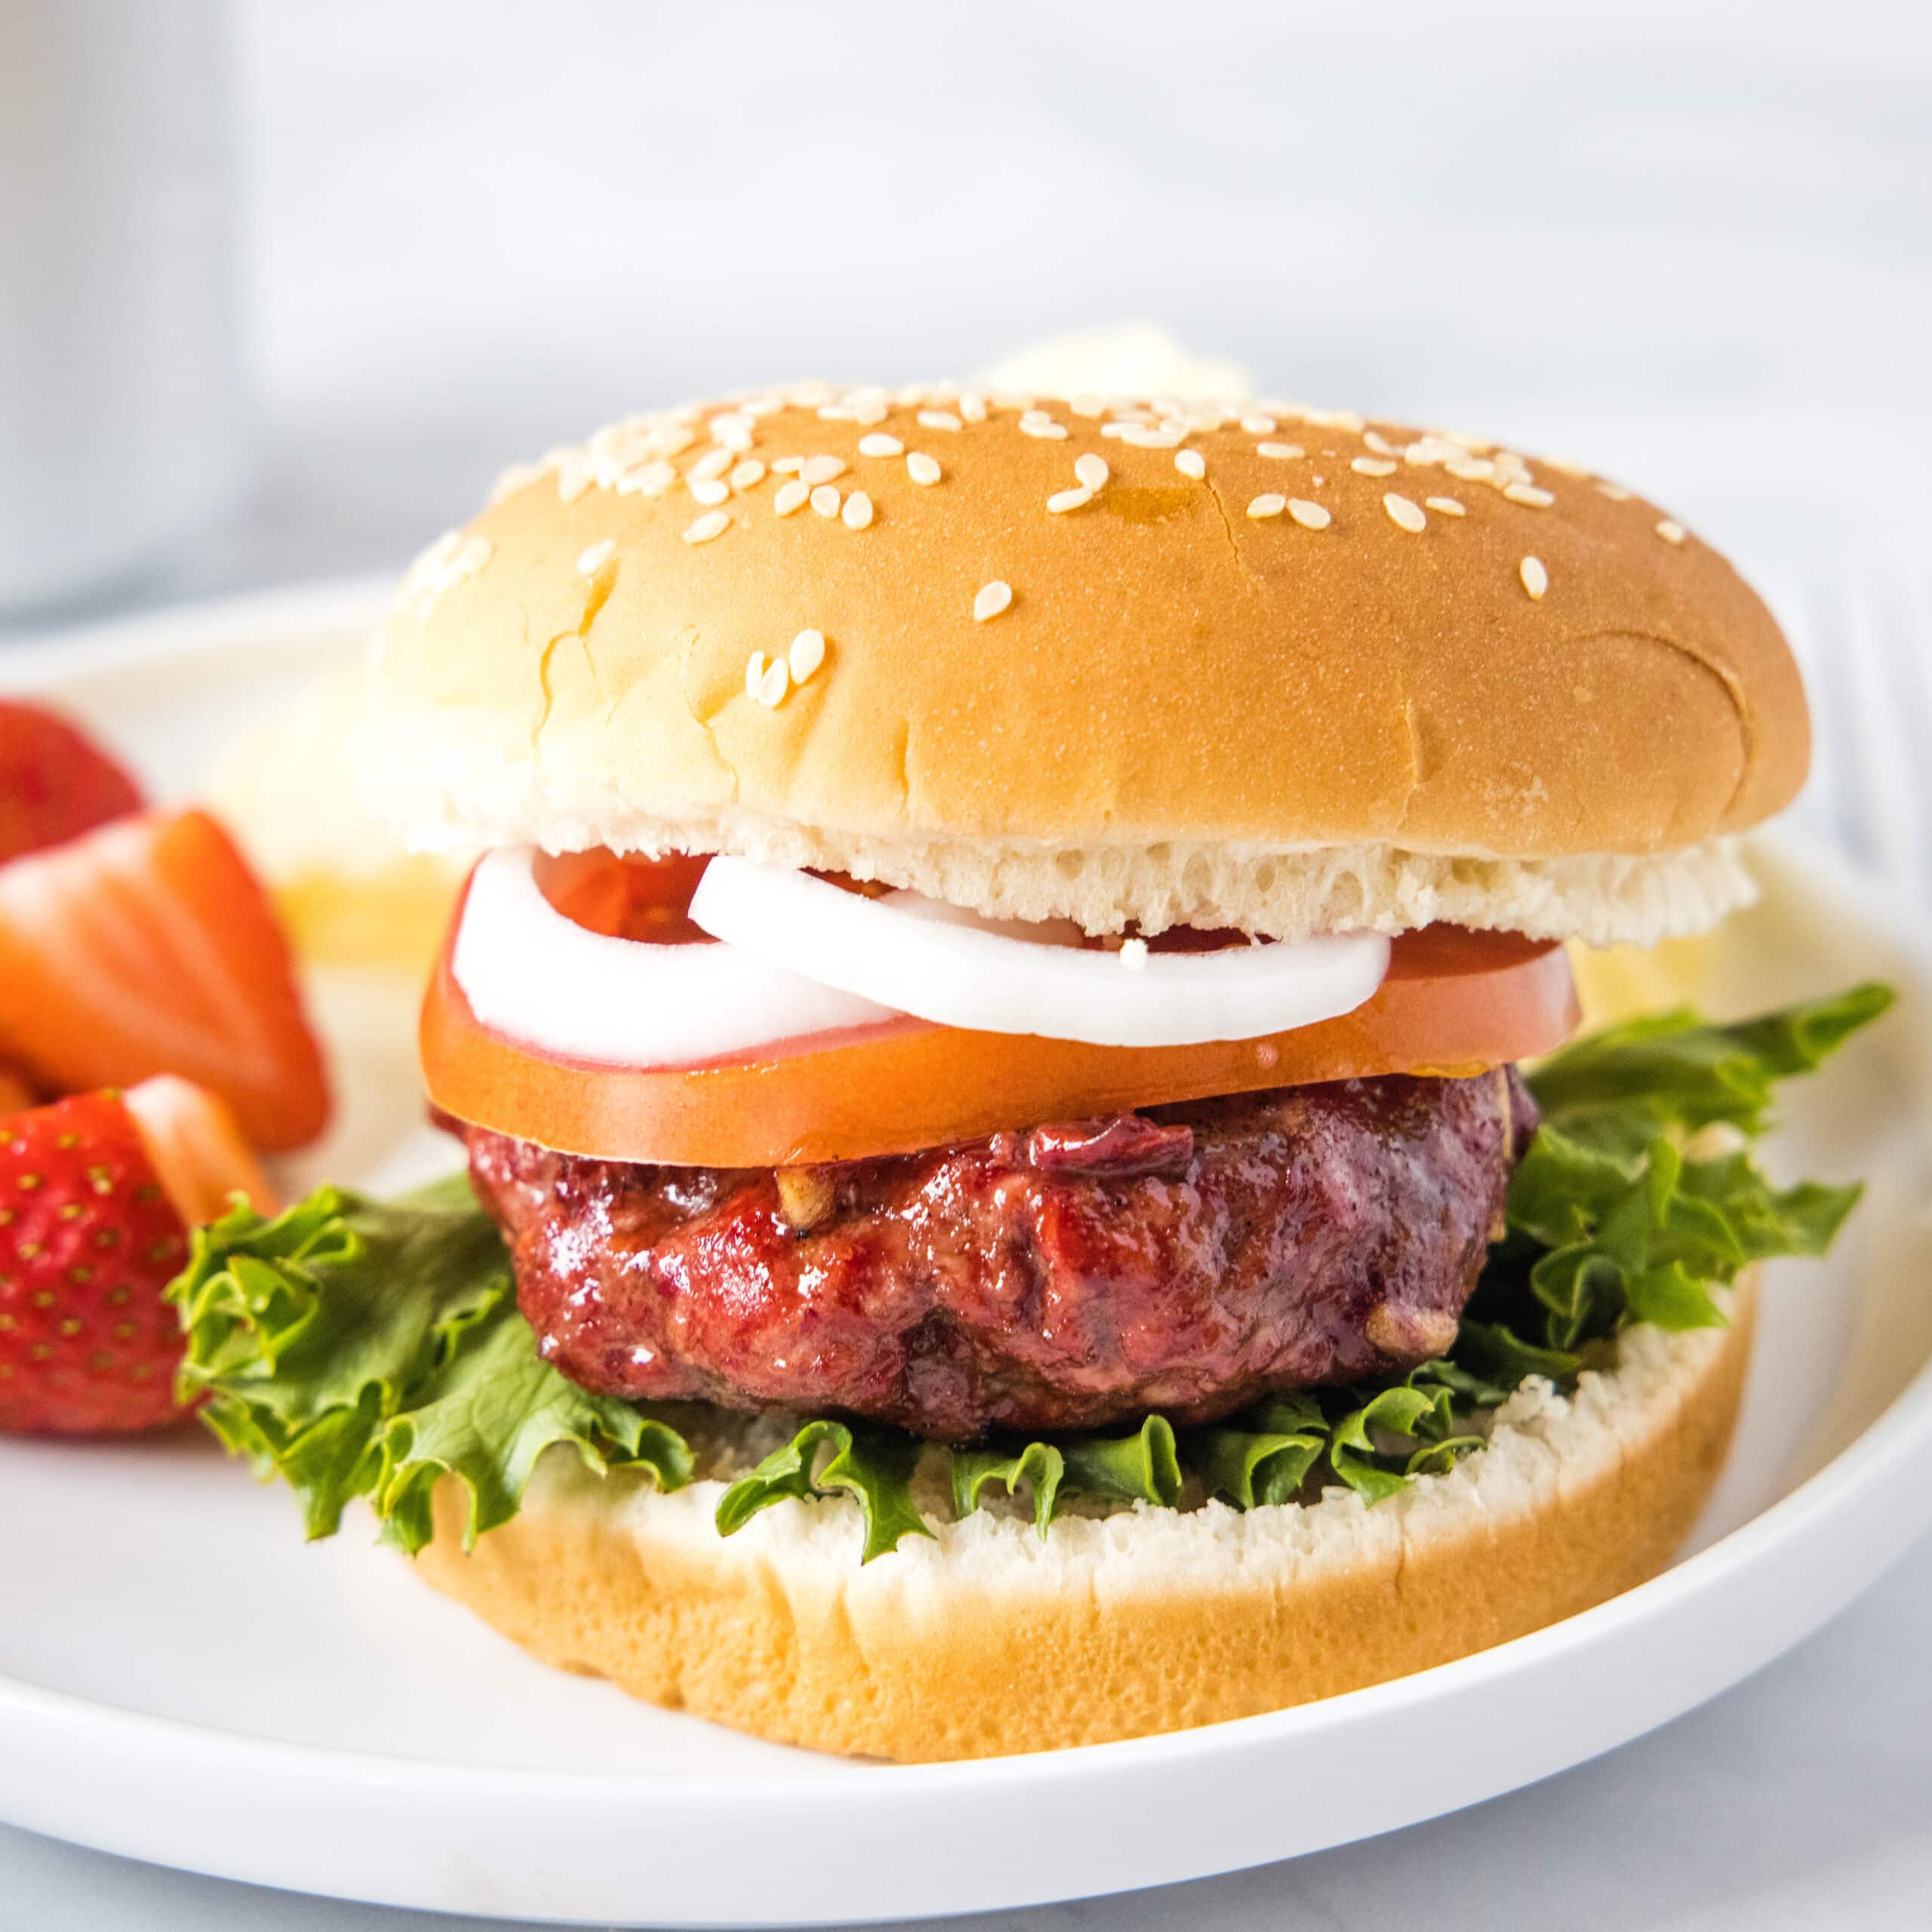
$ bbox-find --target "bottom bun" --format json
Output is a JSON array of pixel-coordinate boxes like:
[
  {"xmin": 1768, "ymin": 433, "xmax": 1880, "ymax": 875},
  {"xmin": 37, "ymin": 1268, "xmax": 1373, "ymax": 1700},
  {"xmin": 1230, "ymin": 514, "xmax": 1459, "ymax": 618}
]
[{"xmin": 414, "ymin": 1281, "xmax": 1755, "ymax": 1762}]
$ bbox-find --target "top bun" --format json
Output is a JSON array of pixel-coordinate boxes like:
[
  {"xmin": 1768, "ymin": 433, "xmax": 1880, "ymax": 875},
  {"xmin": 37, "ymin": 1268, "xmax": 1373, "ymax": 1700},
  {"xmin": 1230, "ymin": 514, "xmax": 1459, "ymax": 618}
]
[{"xmin": 360, "ymin": 383, "xmax": 1807, "ymax": 944}]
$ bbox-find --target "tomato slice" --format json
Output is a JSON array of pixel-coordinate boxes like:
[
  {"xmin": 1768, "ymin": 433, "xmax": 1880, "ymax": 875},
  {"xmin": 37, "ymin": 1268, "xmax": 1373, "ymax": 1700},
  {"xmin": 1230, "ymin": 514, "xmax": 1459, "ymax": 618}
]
[{"xmin": 423, "ymin": 866, "xmax": 1578, "ymax": 1168}]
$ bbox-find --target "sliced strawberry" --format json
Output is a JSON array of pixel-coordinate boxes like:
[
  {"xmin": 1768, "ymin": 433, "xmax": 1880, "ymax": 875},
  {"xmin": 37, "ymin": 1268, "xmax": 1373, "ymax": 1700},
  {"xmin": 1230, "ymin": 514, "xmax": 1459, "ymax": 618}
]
[
  {"xmin": 0, "ymin": 1082, "xmax": 275, "ymax": 1435},
  {"xmin": 122, "ymin": 1075, "xmax": 278, "ymax": 1229},
  {"xmin": 0, "ymin": 809, "xmax": 331, "ymax": 1151},
  {"xmin": 0, "ymin": 700, "xmax": 143, "ymax": 864}
]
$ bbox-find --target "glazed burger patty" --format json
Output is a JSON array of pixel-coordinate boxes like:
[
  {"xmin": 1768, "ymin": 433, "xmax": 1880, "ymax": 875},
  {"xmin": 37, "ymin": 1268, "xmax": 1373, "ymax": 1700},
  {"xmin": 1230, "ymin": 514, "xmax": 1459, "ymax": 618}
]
[{"xmin": 465, "ymin": 1069, "xmax": 1536, "ymax": 1441}]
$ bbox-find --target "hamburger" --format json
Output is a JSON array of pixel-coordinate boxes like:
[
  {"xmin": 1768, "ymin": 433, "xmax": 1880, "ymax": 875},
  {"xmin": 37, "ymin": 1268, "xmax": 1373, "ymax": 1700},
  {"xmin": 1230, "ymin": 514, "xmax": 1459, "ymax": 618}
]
[{"xmin": 173, "ymin": 380, "xmax": 1888, "ymax": 1761}]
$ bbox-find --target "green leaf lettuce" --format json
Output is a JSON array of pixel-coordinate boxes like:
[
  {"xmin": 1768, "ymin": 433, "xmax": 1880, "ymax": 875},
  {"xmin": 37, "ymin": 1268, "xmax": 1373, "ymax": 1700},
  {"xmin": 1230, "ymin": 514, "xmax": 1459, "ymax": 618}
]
[
  {"xmin": 170, "ymin": 1174, "xmax": 688, "ymax": 1555},
  {"xmin": 170, "ymin": 987, "xmax": 1889, "ymax": 1564}
]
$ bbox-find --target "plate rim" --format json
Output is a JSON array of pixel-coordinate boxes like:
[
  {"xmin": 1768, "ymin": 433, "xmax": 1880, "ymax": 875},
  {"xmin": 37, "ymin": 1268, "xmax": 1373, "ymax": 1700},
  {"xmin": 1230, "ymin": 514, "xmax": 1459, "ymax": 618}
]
[
  {"xmin": 1, "ymin": 581, "xmax": 1929, "ymax": 1923},
  {"xmin": 0, "ymin": 573, "xmax": 394, "ymax": 686}
]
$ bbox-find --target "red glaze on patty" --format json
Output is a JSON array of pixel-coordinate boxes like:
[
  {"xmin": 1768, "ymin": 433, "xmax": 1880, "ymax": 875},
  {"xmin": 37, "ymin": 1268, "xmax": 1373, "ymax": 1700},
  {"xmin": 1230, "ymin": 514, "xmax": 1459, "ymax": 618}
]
[{"xmin": 465, "ymin": 1069, "xmax": 1534, "ymax": 1442}]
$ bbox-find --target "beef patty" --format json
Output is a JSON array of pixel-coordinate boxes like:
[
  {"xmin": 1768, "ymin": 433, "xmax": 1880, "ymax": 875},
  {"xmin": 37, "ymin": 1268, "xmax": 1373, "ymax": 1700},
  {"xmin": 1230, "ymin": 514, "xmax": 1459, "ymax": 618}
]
[{"xmin": 465, "ymin": 1069, "xmax": 1536, "ymax": 1441}]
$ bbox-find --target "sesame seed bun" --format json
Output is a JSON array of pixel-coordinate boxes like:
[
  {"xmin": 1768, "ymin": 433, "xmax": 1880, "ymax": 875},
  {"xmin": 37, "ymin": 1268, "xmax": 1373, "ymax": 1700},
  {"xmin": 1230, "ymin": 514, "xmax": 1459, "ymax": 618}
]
[
  {"xmin": 359, "ymin": 385, "xmax": 1807, "ymax": 943},
  {"xmin": 411, "ymin": 1280, "xmax": 1753, "ymax": 1762}
]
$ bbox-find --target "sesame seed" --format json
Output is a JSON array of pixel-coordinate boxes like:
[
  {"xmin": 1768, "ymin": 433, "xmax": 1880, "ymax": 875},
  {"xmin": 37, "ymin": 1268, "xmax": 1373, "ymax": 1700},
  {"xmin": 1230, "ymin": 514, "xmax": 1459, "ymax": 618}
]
[
  {"xmin": 1288, "ymin": 499, "xmax": 1332, "ymax": 530},
  {"xmin": 1383, "ymin": 493, "xmax": 1426, "ymax": 533},
  {"xmin": 774, "ymin": 478, "xmax": 810, "ymax": 516},
  {"xmin": 1047, "ymin": 486, "xmax": 1093, "ymax": 514},
  {"xmin": 974, "ymin": 580, "xmax": 1013, "ymax": 622},
  {"xmin": 1240, "ymin": 414, "xmax": 1278, "ymax": 434},
  {"xmin": 918, "ymin": 410, "xmax": 963, "ymax": 432},
  {"xmin": 810, "ymin": 484, "xmax": 841, "ymax": 518},
  {"xmin": 1520, "ymin": 555, "xmax": 1549, "ymax": 598},
  {"xmin": 1019, "ymin": 414, "xmax": 1069, "ymax": 440},
  {"xmin": 730, "ymin": 459, "xmax": 766, "ymax": 490},
  {"xmin": 852, "ymin": 399, "xmax": 889, "ymax": 426},
  {"xmin": 688, "ymin": 476, "xmax": 730, "ymax": 506},
  {"xmin": 1069, "ymin": 393, "xmax": 1108, "ymax": 418},
  {"xmin": 1257, "ymin": 442, "xmax": 1304, "ymax": 460},
  {"xmin": 906, "ymin": 451, "xmax": 942, "ymax": 486},
  {"xmin": 1247, "ymin": 494, "xmax": 1287, "ymax": 519},
  {"xmin": 1074, "ymin": 452, "xmax": 1109, "ymax": 491},
  {"xmin": 1656, "ymin": 518, "xmax": 1687, "ymax": 544},
  {"xmin": 771, "ymin": 455, "xmax": 806, "ymax": 474},
  {"xmin": 744, "ymin": 651, "xmax": 768, "ymax": 700},
  {"xmin": 683, "ymin": 510, "xmax": 731, "ymax": 544},
  {"xmin": 757, "ymin": 657, "xmax": 791, "ymax": 708},
  {"xmin": 1118, "ymin": 425, "xmax": 1181, "ymax": 448},
  {"xmin": 1425, "ymin": 495, "xmax": 1466, "ymax": 516},
  {"xmin": 1595, "ymin": 481, "xmax": 1632, "ymax": 501},
  {"xmin": 958, "ymin": 392, "xmax": 989, "ymax": 423},
  {"xmin": 691, "ymin": 448, "xmax": 733, "ymax": 482},
  {"xmin": 841, "ymin": 490, "xmax": 875, "ymax": 530},
  {"xmin": 1362, "ymin": 429, "xmax": 1397, "ymax": 456},
  {"xmin": 1351, "ymin": 457, "xmax": 1397, "ymax": 477},
  {"xmin": 575, "ymin": 540, "xmax": 614, "ymax": 575},
  {"xmin": 1174, "ymin": 449, "xmax": 1207, "ymax": 479},
  {"xmin": 617, "ymin": 459, "xmax": 677, "ymax": 497},
  {"xmin": 800, "ymin": 455, "xmax": 847, "ymax": 485},
  {"xmin": 1503, "ymin": 483, "xmax": 1555, "ymax": 508},
  {"xmin": 858, "ymin": 432, "xmax": 904, "ymax": 457},
  {"xmin": 1445, "ymin": 455, "xmax": 1494, "ymax": 482},
  {"xmin": 1099, "ymin": 423, "xmax": 1132, "ymax": 440},
  {"xmin": 789, "ymin": 629, "xmax": 826, "ymax": 682}
]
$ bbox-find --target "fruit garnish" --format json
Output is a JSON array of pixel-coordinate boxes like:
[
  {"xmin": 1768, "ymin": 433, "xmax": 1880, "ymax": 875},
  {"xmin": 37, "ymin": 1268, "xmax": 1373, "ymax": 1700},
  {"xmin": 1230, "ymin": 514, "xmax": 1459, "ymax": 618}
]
[
  {"xmin": 0, "ymin": 809, "xmax": 331, "ymax": 1150},
  {"xmin": 0, "ymin": 1081, "xmax": 275, "ymax": 1435},
  {"xmin": 0, "ymin": 699, "xmax": 143, "ymax": 865},
  {"xmin": 121, "ymin": 1075, "xmax": 276, "ymax": 1229}
]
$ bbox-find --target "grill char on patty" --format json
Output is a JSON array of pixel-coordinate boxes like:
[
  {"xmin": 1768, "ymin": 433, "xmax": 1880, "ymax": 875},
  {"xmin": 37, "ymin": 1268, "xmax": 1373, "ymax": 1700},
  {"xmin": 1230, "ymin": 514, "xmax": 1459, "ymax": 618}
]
[{"xmin": 464, "ymin": 1068, "xmax": 1536, "ymax": 1443}]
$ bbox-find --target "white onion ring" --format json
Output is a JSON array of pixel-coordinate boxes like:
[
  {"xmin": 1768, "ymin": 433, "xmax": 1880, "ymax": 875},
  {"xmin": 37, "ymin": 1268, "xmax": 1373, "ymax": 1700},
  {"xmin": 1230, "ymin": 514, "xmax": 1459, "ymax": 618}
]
[
  {"xmin": 452, "ymin": 848, "xmax": 896, "ymax": 1066},
  {"xmin": 688, "ymin": 858, "xmax": 1391, "ymax": 1048}
]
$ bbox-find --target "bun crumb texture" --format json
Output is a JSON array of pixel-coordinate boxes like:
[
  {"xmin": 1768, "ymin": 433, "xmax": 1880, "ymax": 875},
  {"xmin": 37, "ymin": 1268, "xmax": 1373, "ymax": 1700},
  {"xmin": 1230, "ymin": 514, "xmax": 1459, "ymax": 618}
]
[
  {"xmin": 361, "ymin": 383, "xmax": 1807, "ymax": 945},
  {"xmin": 415, "ymin": 1283, "xmax": 1754, "ymax": 1762}
]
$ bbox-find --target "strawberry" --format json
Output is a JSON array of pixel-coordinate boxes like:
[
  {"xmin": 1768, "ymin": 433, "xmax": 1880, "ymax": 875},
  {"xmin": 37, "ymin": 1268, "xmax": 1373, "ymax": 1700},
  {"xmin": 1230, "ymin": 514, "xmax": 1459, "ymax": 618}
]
[
  {"xmin": 0, "ymin": 808, "xmax": 331, "ymax": 1150},
  {"xmin": 0, "ymin": 700, "xmax": 143, "ymax": 864},
  {"xmin": 0, "ymin": 1081, "xmax": 274, "ymax": 1435}
]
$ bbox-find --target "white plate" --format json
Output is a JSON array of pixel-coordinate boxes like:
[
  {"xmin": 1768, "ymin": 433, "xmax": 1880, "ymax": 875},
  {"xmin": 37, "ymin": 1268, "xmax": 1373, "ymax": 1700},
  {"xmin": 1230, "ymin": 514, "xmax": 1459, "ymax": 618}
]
[{"xmin": 2, "ymin": 585, "xmax": 1930, "ymax": 1929}]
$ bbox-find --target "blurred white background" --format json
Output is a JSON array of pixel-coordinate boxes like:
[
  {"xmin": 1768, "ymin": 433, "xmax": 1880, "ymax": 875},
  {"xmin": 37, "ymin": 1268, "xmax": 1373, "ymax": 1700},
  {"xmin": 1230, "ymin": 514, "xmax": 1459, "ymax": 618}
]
[{"xmin": 130, "ymin": 0, "xmax": 1922, "ymax": 602}]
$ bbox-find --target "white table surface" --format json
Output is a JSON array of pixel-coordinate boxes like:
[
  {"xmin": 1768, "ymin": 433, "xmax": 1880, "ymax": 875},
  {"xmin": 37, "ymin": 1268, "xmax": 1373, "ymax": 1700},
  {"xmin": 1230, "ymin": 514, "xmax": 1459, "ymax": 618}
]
[{"xmin": 2, "ymin": 3, "xmax": 1928, "ymax": 1923}]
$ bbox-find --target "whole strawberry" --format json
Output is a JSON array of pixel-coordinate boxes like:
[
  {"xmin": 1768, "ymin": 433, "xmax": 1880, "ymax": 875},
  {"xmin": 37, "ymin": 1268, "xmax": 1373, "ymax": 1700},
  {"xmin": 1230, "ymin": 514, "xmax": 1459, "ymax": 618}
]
[
  {"xmin": 0, "ymin": 698, "xmax": 142, "ymax": 865},
  {"xmin": 0, "ymin": 1083, "xmax": 273, "ymax": 1435}
]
